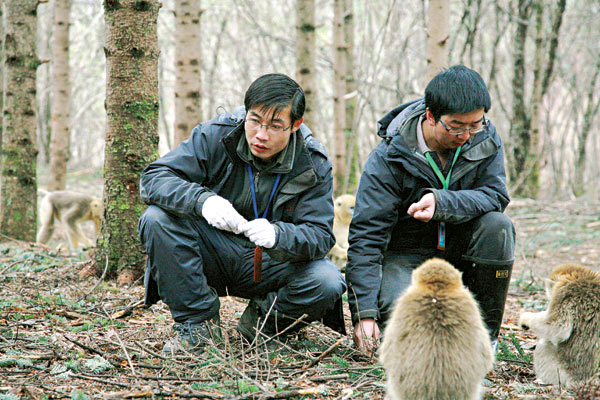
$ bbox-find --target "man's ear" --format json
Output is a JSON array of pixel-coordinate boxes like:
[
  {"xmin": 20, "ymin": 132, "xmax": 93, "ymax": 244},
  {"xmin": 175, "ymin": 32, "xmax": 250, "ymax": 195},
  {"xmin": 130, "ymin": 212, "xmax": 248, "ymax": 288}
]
[
  {"xmin": 425, "ymin": 109, "xmax": 435, "ymax": 126},
  {"xmin": 292, "ymin": 118, "xmax": 303, "ymax": 132}
]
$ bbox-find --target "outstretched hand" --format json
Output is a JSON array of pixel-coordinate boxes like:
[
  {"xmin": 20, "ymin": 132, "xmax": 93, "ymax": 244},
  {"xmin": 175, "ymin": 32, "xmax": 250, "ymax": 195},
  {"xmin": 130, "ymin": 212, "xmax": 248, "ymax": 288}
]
[
  {"xmin": 407, "ymin": 192, "xmax": 436, "ymax": 222},
  {"xmin": 353, "ymin": 318, "xmax": 381, "ymax": 356}
]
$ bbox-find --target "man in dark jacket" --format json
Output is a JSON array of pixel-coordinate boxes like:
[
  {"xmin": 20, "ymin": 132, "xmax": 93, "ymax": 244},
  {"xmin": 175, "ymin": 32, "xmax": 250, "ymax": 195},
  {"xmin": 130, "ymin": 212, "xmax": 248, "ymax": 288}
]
[
  {"xmin": 346, "ymin": 65, "xmax": 515, "ymax": 355},
  {"xmin": 139, "ymin": 73, "xmax": 346, "ymax": 353}
]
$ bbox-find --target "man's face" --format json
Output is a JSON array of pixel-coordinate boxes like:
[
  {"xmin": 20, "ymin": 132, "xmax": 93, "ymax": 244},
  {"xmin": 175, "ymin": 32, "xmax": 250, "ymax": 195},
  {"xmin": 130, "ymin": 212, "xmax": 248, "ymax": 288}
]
[
  {"xmin": 427, "ymin": 108, "xmax": 485, "ymax": 150},
  {"xmin": 244, "ymin": 105, "xmax": 302, "ymax": 161}
]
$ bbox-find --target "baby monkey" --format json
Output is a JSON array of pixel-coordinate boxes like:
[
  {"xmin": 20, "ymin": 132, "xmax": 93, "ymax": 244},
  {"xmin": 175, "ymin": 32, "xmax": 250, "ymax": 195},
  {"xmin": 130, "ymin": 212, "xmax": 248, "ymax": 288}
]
[
  {"xmin": 37, "ymin": 190, "xmax": 102, "ymax": 250},
  {"xmin": 379, "ymin": 258, "xmax": 494, "ymax": 400},
  {"xmin": 519, "ymin": 263, "xmax": 600, "ymax": 387},
  {"xmin": 328, "ymin": 194, "xmax": 355, "ymax": 269}
]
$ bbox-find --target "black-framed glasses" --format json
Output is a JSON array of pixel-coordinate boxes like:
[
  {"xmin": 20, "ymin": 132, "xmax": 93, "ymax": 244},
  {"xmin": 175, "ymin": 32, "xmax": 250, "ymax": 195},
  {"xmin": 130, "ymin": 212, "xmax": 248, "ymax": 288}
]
[
  {"xmin": 438, "ymin": 116, "xmax": 488, "ymax": 136},
  {"xmin": 245, "ymin": 117, "xmax": 293, "ymax": 135}
]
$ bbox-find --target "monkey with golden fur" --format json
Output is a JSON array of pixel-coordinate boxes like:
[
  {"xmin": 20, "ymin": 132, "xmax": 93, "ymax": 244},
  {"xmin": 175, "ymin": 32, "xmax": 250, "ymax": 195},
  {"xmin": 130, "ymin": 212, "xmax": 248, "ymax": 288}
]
[
  {"xmin": 519, "ymin": 263, "xmax": 600, "ymax": 387},
  {"xmin": 328, "ymin": 194, "xmax": 355, "ymax": 269},
  {"xmin": 379, "ymin": 258, "xmax": 494, "ymax": 400},
  {"xmin": 37, "ymin": 190, "xmax": 102, "ymax": 250}
]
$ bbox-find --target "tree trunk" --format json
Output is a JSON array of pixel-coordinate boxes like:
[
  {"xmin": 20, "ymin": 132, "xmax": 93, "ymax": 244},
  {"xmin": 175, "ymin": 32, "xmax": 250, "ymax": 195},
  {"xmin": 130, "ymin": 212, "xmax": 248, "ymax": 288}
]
[
  {"xmin": 295, "ymin": 0, "xmax": 316, "ymax": 130},
  {"xmin": 0, "ymin": 0, "xmax": 39, "ymax": 240},
  {"xmin": 509, "ymin": 0, "xmax": 532, "ymax": 196},
  {"xmin": 342, "ymin": 0, "xmax": 358, "ymax": 195},
  {"xmin": 522, "ymin": 1, "xmax": 544, "ymax": 199},
  {"xmin": 174, "ymin": 0, "xmax": 202, "ymax": 147},
  {"xmin": 1, "ymin": 0, "xmax": 4, "ymax": 148},
  {"xmin": 426, "ymin": 0, "xmax": 448, "ymax": 80},
  {"xmin": 98, "ymin": 0, "xmax": 159, "ymax": 280},
  {"xmin": 332, "ymin": 0, "xmax": 346, "ymax": 196},
  {"xmin": 47, "ymin": 0, "xmax": 71, "ymax": 191},
  {"xmin": 573, "ymin": 48, "xmax": 600, "ymax": 196}
]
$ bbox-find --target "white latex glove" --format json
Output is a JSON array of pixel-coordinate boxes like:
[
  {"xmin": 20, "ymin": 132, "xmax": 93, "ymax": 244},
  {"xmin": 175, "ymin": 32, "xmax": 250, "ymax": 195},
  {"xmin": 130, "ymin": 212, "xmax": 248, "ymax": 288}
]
[
  {"xmin": 407, "ymin": 192, "xmax": 436, "ymax": 222},
  {"xmin": 240, "ymin": 218, "xmax": 276, "ymax": 248},
  {"xmin": 201, "ymin": 195, "xmax": 247, "ymax": 234}
]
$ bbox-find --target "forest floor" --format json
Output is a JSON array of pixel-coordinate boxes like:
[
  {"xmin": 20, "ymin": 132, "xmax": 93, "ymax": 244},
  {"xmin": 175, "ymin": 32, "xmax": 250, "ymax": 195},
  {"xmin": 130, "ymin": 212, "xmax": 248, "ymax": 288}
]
[{"xmin": 1, "ymin": 196, "xmax": 600, "ymax": 399}]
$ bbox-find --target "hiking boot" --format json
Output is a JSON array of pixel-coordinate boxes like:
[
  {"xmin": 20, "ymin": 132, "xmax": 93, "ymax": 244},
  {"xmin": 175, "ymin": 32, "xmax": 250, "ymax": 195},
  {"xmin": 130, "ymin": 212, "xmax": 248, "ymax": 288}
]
[
  {"xmin": 162, "ymin": 317, "xmax": 223, "ymax": 354},
  {"xmin": 236, "ymin": 300, "xmax": 272, "ymax": 343}
]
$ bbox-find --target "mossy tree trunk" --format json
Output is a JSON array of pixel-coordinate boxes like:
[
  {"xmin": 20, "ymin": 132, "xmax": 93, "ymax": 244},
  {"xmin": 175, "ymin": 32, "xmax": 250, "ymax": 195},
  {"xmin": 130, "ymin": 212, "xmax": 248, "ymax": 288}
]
[
  {"xmin": 174, "ymin": 0, "xmax": 202, "ymax": 147},
  {"xmin": 0, "ymin": 0, "xmax": 39, "ymax": 240},
  {"xmin": 509, "ymin": 0, "xmax": 532, "ymax": 197},
  {"xmin": 295, "ymin": 0, "xmax": 316, "ymax": 130},
  {"xmin": 98, "ymin": 0, "xmax": 159, "ymax": 279},
  {"xmin": 47, "ymin": 0, "xmax": 71, "ymax": 191}
]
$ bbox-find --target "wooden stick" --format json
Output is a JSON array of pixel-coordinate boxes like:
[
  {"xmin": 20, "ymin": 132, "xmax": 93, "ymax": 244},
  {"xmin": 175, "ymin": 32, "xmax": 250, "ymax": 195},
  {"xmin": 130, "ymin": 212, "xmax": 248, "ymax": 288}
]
[{"xmin": 253, "ymin": 246, "xmax": 262, "ymax": 283}]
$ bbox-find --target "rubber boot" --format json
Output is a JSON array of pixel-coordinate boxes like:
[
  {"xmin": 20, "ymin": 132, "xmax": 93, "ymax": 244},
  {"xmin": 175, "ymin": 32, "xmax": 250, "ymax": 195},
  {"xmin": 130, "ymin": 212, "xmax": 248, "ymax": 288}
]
[{"xmin": 461, "ymin": 261, "xmax": 513, "ymax": 353}]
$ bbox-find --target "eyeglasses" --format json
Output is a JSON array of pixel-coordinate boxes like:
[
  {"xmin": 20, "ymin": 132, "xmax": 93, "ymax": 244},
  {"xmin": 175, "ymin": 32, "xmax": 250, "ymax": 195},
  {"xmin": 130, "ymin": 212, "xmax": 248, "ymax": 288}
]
[
  {"xmin": 245, "ymin": 117, "xmax": 293, "ymax": 135},
  {"xmin": 438, "ymin": 116, "xmax": 488, "ymax": 136}
]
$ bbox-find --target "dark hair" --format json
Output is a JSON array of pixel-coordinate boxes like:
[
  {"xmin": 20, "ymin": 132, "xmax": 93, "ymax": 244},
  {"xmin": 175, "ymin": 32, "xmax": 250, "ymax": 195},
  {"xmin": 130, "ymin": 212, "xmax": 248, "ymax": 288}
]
[
  {"xmin": 244, "ymin": 73, "xmax": 305, "ymax": 123},
  {"xmin": 425, "ymin": 65, "xmax": 491, "ymax": 121}
]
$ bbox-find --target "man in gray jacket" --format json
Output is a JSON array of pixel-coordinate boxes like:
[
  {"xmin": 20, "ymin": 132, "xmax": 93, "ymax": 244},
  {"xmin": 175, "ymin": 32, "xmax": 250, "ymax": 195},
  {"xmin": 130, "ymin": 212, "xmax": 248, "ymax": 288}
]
[
  {"xmin": 139, "ymin": 73, "xmax": 346, "ymax": 353},
  {"xmin": 347, "ymin": 66, "xmax": 515, "ymax": 355}
]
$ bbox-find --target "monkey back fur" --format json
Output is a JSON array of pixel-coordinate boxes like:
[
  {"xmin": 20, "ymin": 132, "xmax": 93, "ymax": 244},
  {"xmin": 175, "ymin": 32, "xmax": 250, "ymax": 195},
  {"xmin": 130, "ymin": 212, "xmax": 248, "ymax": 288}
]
[{"xmin": 379, "ymin": 258, "xmax": 494, "ymax": 400}]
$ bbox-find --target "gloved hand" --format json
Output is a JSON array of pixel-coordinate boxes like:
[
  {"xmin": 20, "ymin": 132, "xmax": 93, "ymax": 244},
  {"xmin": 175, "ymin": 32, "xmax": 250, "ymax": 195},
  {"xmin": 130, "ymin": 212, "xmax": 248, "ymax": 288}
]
[
  {"xmin": 201, "ymin": 195, "xmax": 247, "ymax": 234},
  {"xmin": 240, "ymin": 219, "xmax": 277, "ymax": 248}
]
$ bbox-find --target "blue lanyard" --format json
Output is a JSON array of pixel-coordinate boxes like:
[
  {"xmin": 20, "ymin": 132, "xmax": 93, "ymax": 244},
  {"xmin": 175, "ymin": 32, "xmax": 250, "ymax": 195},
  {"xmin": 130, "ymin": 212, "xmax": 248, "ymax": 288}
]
[{"xmin": 247, "ymin": 165, "xmax": 281, "ymax": 219}]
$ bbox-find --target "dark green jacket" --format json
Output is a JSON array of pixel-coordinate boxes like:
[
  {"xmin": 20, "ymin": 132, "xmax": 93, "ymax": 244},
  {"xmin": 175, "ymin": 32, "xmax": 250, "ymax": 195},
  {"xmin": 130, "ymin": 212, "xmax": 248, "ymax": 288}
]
[
  {"xmin": 346, "ymin": 99, "xmax": 510, "ymax": 324},
  {"xmin": 140, "ymin": 107, "xmax": 336, "ymax": 262}
]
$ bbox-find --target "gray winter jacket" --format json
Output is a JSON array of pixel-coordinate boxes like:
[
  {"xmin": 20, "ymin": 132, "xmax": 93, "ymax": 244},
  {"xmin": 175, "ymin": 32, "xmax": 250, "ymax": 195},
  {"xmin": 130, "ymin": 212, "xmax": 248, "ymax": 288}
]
[
  {"xmin": 139, "ymin": 107, "xmax": 336, "ymax": 263},
  {"xmin": 346, "ymin": 99, "xmax": 510, "ymax": 324}
]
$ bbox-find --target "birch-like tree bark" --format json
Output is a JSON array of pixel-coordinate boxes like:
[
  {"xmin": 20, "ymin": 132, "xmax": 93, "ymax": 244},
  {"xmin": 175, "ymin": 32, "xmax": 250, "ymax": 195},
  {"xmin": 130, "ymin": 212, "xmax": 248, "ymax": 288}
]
[
  {"xmin": 0, "ymin": 0, "xmax": 39, "ymax": 240},
  {"xmin": 174, "ymin": 0, "xmax": 202, "ymax": 147},
  {"xmin": 332, "ymin": 0, "xmax": 346, "ymax": 196},
  {"xmin": 342, "ymin": 0, "xmax": 358, "ymax": 195},
  {"xmin": 295, "ymin": 0, "xmax": 316, "ymax": 130},
  {"xmin": 99, "ymin": 0, "xmax": 159, "ymax": 280},
  {"xmin": 426, "ymin": 0, "xmax": 448, "ymax": 81},
  {"xmin": 47, "ymin": 0, "xmax": 71, "ymax": 191}
]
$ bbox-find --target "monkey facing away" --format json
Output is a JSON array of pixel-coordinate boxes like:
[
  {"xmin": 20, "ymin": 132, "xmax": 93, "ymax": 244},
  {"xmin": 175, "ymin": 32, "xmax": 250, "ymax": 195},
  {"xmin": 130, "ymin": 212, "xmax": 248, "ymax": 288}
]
[
  {"xmin": 379, "ymin": 258, "xmax": 494, "ymax": 400},
  {"xmin": 328, "ymin": 194, "xmax": 355, "ymax": 269},
  {"xmin": 37, "ymin": 190, "xmax": 102, "ymax": 250},
  {"xmin": 519, "ymin": 263, "xmax": 600, "ymax": 387}
]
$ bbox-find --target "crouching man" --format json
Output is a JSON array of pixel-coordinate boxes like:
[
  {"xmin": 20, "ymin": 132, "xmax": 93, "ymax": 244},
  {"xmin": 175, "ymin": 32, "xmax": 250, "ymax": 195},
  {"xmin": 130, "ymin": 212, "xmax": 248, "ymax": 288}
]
[{"xmin": 139, "ymin": 73, "xmax": 346, "ymax": 353}]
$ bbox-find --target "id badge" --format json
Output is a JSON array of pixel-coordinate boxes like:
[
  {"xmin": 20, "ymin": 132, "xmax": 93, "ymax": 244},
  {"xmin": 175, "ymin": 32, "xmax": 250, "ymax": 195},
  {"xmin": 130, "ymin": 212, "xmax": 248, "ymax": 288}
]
[{"xmin": 437, "ymin": 221, "xmax": 446, "ymax": 251}]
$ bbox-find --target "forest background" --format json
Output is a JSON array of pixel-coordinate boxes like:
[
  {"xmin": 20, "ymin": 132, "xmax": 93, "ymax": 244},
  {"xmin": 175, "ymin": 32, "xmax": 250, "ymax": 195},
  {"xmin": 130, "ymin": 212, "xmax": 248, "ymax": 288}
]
[{"xmin": 1, "ymin": 0, "xmax": 600, "ymax": 399}]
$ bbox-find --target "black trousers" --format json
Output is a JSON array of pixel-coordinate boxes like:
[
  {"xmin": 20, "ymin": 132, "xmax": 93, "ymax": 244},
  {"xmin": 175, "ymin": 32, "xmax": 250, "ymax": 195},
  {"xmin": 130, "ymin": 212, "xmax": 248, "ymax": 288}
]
[
  {"xmin": 138, "ymin": 205, "xmax": 347, "ymax": 329},
  {"xmin": 378, "ymin": 211, "xmax": 515, "ymax": 324}
]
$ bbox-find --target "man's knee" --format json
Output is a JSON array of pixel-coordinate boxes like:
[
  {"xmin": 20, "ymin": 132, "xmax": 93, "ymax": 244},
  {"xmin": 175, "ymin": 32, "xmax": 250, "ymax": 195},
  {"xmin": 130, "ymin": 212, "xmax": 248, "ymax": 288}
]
[
  {"xmin": 304, "ymin": 259, "xmax": 347, "ymax": 301},
  {"xmin": 476, "ymin": 212, "xmax": 514, "ymax": 239},
  {"xmin": 468, "ymin": 211, "xmax": 515, "ymax": 263},
  {"xmin": 139, "ymin": 205, "xmax": 171, "ymax": 236}
]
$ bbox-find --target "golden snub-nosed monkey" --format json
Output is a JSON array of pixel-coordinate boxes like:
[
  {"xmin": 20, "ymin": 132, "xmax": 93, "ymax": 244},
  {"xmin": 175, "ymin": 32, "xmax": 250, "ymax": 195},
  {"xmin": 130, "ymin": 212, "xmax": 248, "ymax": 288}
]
[
  {"xmin": 519, "ymin": 263, "xmax": 600, "ymax": 387},
  {"xmin": 379, "ymin": 258, "xmax": 494, "ymax": 400},
  {"xmin": 37, "ymin": 190, "xmax": 102, "ymax": 250},
  {"xmin": 328, "ymin": 194, "xmax": 355, "ymax": 270}
]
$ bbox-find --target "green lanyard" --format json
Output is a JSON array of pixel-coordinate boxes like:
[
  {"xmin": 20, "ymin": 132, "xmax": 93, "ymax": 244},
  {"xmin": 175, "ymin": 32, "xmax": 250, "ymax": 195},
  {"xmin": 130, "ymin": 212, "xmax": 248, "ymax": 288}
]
[
  {"xmin": 424, "ymin": 147, "xmax": 461, "ymax": 250},
  {"xmin": 425, "ymin": 147, "xmax": 461, "ymax": 190}
]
